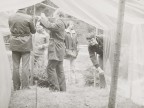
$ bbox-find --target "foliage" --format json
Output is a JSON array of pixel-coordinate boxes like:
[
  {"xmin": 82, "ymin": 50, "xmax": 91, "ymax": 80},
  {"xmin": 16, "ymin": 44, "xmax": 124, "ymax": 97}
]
[{"xmin": 83, "ymin": 66, "xmax": 100, "ymax": 86}]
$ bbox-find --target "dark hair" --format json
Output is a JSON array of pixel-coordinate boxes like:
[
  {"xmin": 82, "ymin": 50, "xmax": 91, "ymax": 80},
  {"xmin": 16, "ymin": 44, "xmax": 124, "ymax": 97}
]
[
  {"xmin": 18, "ymin": 7, "xmax": 27, "ymax": 11},
  {"xmin": 53, "ymin": 9, "xmax": 65, "ymax": 18},
  {"xmin": 86, "ymin": 32, "xmax": 95, "ymax": 40},
  {"xmin": 17, "ymin": 7, "xmax": 27, "ymax": 13}
]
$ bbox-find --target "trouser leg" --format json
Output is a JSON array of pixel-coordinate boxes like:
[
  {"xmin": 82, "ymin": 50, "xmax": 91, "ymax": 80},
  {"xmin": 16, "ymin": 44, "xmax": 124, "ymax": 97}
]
[
  {"xmin": 21, "ymin": 52, "xmax": 30, "ymax": 89},
  {"xmin": 98, "ymin": 55, "xmax": 103, "ymax": 69},
  {"xmin": 47, "ymin": 60, "xmax": 60, "ymax": 91},
  {"xmin": 63, "ymin": 59, "xmax": 69, "ymax": 83},
  {"xmin": 98, "ymin": 55, "xmax": 106, "ymax": 88},
  {"xmin": 12, "ymin": 51, "xmax": 21, "ymax": 90},
  {"xmin": 56, "ymin": 61, "xmax": 66, "ymax": 91},
  {"xmin": 70, "ymin": 58, "xmax": 76, "ymax": 83}
]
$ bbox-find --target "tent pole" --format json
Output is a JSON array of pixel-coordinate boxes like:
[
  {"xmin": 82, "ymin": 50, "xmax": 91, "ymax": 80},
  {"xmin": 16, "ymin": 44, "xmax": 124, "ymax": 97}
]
[
  {"xmin": 30, "ymin": 5, "xmax": 36, "ymax": 86},
  {"xmin": 108, "ymin": 0, "xmax": 126, "ymax": 108}
]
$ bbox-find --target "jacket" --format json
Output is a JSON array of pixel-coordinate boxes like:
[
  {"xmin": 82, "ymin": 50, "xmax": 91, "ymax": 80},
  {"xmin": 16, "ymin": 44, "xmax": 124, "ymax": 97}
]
[
  {"xmin": 88, "ymin": 36, "xmax": 103, "ymax": 66},
  {"xmin": 40, "ymin": 18, "xmax": 66, "ymax": 61},
  {"xmin": 8, "ymin": 10, "xmax": 36, "ymax": 52}
]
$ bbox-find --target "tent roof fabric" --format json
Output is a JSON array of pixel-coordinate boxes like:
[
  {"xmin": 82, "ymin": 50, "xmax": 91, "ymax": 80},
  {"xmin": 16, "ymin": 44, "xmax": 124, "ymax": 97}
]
[
  {"xmin": 52, "ymin": 0, "xmax": 144, "ymax": 29},
  {"xmin": 0, "ymin": 0, "xmax": 144, "ymax": 107},
  {"xmin": 0, "ymin": 0, "xmax": 44, "ymax": 12}
]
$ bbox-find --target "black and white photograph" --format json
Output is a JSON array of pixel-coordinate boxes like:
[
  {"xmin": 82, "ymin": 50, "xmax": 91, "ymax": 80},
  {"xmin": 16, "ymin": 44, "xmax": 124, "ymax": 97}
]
[{"xmin": 0, "ymin": 0, "xmax": 144, "ymax": 108}]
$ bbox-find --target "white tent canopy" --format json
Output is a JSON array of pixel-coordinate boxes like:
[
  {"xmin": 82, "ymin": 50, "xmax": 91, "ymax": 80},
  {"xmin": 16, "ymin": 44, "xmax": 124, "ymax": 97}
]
[
  {"xmin": 0, "ymin": 0, "xmax": 144, "ymax": 107},
  {"xmin": 52, "ymin": 0, "xmax": 144, "ymax": 28},
  {"xmin": 51, "ymin": 0, "xmax": 144, "ymax": 105},
  {"xmin": 0, "ymin": 0, "xmax": 44, "ymax": 12}
]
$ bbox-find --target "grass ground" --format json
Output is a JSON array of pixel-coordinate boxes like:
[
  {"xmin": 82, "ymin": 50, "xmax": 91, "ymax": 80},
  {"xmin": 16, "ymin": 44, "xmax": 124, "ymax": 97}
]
[
  {"xmin": 9, "ymin": 85, "xmax": 143, "ymax": 108},
  {"xmin": 8, "ymin": 45, "xmax": 144, "ymax": 108}
]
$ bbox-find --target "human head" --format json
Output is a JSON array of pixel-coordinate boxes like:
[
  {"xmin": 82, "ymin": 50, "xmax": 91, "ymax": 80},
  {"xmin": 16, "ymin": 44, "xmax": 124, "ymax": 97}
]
[
  {"xmin": 53, "ymin": 8, "xmax": 64, "ymax": 19},
  {"xmin": 67, "ymin": 21, "xmax": 74, "ymax": 30},
  {"xmin": 86, "ymin": 32, "xmax": 98, "ymax": 46}
]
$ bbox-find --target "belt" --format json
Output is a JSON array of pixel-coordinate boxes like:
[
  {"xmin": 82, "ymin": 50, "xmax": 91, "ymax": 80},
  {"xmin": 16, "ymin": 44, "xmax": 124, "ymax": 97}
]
[
  {"xmin": 12, "ymin": 34, "xmax": 31, "ymax": 37},
  {"xmin": 49, "ymin": 38, "xmax": 64, "ymax": 43}
]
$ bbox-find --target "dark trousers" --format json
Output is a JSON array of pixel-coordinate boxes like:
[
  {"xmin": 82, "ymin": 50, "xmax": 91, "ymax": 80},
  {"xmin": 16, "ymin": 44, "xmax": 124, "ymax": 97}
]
[
  {"xmin": 98, "ymin": 55, "xmax": 103, "ymax": 69},
  {"xmin": 12, "ymin": 51, "xmax": 30, "ymax": 90},
  {"xmin": 47, "ymin": 60, "xmax": 66, "ymax": 91}
]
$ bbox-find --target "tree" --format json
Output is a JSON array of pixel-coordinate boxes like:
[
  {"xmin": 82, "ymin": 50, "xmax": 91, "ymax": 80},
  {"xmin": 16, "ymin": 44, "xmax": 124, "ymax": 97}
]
[{"xmin": 108, "ymin": 0, "xmax": 126, "ymax": 108}]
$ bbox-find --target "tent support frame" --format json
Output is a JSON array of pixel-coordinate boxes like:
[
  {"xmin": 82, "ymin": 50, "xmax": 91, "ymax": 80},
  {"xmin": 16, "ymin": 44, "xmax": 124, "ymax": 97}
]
[{"xmin": 108, "ymin": 0, "xmax": 126, "ymax": 108}]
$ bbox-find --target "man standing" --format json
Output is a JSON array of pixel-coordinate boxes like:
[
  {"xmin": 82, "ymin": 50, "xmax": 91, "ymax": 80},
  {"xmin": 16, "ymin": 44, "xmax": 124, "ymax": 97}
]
[
  {"xmin": 86, "ymin": 33, "xmax": 106, "ymax": 88},
  {"xmin": 9, "ymin": 7, "xmax": 36, "ymax": 90},
  {"xmin": 40, "ymin": 9, "xmax": 66, "ymax": 91}
]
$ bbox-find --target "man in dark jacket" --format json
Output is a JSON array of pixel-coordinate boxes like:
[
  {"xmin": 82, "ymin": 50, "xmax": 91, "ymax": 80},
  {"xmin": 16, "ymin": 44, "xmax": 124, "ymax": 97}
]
[
  {"xmin": 40, "ymin": 9, "xmax": 66, "ymax": 91},
  {"xmin": 8, "ymin": 7, "xmax": 36, "ymax": 90},
  {"xmin": 86, "ymin": 33, "xmax": 106, "ymax": 88}
]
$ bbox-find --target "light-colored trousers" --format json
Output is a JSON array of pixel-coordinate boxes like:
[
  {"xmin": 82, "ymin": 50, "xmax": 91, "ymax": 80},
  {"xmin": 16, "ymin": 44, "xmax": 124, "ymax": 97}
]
[{"xmin": 64, "ymin": 57, "xmax": 76, "ymax": 83}]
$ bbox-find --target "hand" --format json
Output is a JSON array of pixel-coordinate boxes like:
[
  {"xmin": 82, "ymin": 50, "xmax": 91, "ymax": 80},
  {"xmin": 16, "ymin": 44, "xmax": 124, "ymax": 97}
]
[
  {"xmin": 97, "ymin": 67, "xmax": 104, "ymax": 74},
  {"xmin": 34, "ymin": 16, "xmax": 41, "ymax": 20},
  {"xmin": 41, "ymin": 13, "xmax": 46, "ymax": 19},
  {"xmin": 40, "ymin": 13, "xmax": 48, "ymax": 26},
  {"xmin": 37, "ymin": 45, "xmax": 43, "ymax": 50}
]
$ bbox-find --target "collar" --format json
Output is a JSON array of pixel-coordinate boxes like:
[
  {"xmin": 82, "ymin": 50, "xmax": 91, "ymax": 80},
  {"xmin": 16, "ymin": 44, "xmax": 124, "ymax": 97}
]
[{"xmin": 65, "ymin": 29, "xmax": 75, "ymax": 34}]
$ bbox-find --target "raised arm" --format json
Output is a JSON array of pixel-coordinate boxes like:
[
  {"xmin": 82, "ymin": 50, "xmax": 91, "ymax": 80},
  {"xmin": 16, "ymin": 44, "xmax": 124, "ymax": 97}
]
[
  {"xmin": 40, "ymin": 17, "xmax": 64, "ymax": 31},
  {"xmin": 29, "ymin": 18, "xmax": 36, "ymax": 34}
]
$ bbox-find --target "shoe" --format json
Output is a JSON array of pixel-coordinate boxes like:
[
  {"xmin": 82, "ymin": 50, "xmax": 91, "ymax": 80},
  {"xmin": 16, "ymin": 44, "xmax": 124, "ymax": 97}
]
[
  {"xmin": 49, "ymin": 87, "xmax": 59, "ymax": 92},
  {"xmin": 22, "ymin": 86, "xmax": 31, "ymax": 90}
]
